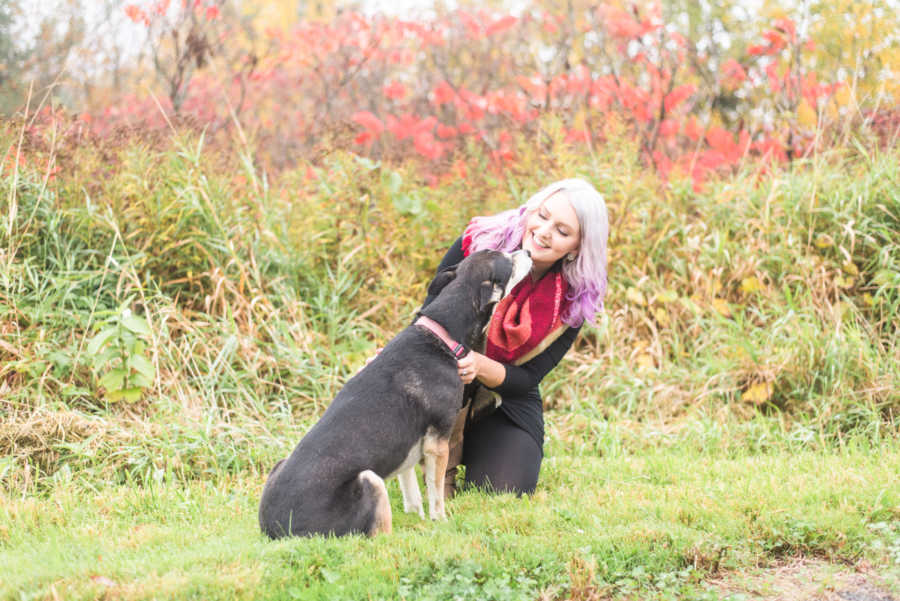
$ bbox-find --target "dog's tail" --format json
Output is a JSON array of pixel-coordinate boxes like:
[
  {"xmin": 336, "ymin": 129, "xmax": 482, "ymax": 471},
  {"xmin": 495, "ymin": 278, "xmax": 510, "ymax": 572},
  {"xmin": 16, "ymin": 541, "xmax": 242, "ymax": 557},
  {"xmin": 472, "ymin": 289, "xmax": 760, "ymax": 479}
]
[{"xmin": 357, "ymin": 470, "xmax": 392, "ymax": 536}]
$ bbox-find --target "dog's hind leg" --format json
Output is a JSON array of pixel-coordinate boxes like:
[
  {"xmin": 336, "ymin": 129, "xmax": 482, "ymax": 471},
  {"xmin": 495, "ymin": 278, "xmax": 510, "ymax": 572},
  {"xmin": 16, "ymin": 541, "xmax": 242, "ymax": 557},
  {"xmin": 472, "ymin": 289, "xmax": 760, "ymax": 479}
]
[
  {"xmin": 397, "ymin": 467, "xmax": 425, "ymax": 518},
  {"xmin": 423, "ymin": 427, "xmax": 450, "ymax": 521},
  {"xmin": 358, "ymin": 470, "xmax": 393, "ymax": 536}
]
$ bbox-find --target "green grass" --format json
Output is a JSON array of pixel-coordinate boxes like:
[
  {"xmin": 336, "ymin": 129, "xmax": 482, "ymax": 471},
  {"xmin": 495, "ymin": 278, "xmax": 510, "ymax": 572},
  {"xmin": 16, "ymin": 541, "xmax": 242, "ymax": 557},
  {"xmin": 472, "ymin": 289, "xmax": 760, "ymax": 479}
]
[
  {"xmin": 2, "ymin": 420, "xmax": 898, "ymax": 600},
  {"xmin": 1, "ymin": 123, "xmax": 899, "ymax": 599}
]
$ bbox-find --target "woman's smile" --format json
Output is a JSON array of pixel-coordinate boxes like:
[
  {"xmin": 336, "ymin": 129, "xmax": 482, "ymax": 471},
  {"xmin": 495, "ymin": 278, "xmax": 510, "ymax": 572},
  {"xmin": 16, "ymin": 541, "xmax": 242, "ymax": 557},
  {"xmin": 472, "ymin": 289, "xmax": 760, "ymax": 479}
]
[{"xmin": 521, "ymin": 192, "xmax": 581, "ymax": 277}]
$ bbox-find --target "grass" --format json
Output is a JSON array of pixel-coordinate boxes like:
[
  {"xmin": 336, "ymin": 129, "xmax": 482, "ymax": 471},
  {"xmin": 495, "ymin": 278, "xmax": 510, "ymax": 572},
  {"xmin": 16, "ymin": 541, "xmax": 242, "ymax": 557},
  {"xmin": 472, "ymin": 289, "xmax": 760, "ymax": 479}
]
[
  {"xmin": 1, "ymin": 120, "xmax": 898, "ymax": 598},
  {"xmin": 2, "ymin": 420, "xmax": 898, "ymax": 601}
]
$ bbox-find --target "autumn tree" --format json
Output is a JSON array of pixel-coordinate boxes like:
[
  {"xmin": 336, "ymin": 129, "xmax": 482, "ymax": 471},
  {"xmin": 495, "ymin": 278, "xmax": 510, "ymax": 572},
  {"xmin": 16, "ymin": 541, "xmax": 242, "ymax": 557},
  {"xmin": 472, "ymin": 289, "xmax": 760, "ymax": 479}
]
[{"xmin": 0, "ymin": 1, "xmax": 26, "ymax": 113}]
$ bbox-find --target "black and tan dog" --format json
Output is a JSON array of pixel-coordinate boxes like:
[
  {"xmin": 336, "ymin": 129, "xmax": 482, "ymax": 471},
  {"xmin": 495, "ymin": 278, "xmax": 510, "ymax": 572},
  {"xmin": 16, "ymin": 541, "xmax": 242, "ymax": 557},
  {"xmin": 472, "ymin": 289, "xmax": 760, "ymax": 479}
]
[{"xmin": 258, "ymin": 249, "xmax": 532, "ymax": 538}]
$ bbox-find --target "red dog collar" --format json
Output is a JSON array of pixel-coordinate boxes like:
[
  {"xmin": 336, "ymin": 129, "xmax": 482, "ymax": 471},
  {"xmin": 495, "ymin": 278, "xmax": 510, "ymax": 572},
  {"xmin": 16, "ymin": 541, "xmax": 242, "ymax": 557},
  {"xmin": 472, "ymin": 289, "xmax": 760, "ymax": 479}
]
[{"xmin": 414, "ymin": 316, "xmax": 468, "ymax": 359}]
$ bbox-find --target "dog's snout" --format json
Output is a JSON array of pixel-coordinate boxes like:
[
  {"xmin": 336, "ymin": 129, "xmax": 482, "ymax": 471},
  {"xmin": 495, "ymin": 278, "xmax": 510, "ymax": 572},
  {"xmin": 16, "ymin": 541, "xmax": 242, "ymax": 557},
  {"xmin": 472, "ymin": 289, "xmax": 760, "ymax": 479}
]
[{"xmin": 502, "ymin": 250, "xmax": 532, "ymax": 296}]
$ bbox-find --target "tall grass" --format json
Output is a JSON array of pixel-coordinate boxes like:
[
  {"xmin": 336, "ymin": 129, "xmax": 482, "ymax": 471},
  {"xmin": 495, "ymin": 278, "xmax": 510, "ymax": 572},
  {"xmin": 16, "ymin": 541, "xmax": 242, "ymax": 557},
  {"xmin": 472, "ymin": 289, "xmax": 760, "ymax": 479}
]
[{"xmin": 0, "ymin": 119, "xmax": 897, "ymax": 493}]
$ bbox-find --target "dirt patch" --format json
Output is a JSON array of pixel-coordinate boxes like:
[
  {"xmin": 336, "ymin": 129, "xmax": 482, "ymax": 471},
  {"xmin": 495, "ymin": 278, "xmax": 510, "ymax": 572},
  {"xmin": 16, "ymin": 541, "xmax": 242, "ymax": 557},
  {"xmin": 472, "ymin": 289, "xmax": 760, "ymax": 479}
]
[{"xmin": 706, "ymin": 559, "xmax": 898, "ymax": 601}]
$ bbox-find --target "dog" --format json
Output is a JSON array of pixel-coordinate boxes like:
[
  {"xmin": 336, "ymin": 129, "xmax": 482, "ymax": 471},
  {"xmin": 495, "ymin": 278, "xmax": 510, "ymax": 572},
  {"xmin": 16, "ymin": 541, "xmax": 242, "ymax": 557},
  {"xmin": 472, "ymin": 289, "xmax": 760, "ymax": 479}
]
[{"xmin": 258, "ymin": 249, "xmax": 532, "ymax": 538}]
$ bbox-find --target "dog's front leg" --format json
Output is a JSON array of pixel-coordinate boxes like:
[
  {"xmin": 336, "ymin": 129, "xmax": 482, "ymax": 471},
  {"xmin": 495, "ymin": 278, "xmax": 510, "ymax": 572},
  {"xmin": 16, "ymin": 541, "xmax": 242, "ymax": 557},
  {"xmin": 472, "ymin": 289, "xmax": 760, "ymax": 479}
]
[
  {"xmin": 397, "ymin": 466, "xmax": 425, "ymax": 518},
  {"xmin": 423, "ymin": 427, "xmax": 450, "ymax": 520}
]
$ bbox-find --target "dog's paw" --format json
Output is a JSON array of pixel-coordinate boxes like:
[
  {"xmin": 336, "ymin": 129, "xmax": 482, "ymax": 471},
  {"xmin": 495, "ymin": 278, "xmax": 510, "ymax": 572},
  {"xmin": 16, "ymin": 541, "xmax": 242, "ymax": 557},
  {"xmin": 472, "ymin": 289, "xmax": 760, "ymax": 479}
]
[
  {"xmin": 428, "ymin": 504, "xmax": 447, "ymax": 521},
  {"xmin": 403, "ymin": 502, "xmax": 425, "ymax": 519}
]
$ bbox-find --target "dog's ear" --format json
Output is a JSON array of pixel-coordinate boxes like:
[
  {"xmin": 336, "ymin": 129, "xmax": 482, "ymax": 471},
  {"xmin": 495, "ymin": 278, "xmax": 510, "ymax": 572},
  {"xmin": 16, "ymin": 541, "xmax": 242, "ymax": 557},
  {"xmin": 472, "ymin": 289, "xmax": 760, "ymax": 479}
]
[
  {"xmin": 478, "ymin": 280, "xmax": 504, "ymax": 312},
  {"xmin": 427, "ymin": 267, "xmax": 457, "ymax": 297}
]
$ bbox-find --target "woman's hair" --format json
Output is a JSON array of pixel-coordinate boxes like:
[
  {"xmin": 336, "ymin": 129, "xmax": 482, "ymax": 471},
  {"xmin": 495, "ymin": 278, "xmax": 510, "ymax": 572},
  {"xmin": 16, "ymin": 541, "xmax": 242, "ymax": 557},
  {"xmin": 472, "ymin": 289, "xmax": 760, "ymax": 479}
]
[{"xmin": 464, "ymin": 178, "xmax": 609, "ymax": 326}]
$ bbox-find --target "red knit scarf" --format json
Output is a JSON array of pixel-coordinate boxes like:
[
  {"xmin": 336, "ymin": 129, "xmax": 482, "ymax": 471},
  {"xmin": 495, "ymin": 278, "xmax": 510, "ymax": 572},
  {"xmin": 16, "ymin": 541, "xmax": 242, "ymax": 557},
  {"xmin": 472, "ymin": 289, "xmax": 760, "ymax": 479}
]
[
  {"xmin": 462, "ymin": 228, "xmax": 568, "ymax": 364},
  {"xmin": 484, "ymin": 271, "xmax": 568, "ymax": 364}
]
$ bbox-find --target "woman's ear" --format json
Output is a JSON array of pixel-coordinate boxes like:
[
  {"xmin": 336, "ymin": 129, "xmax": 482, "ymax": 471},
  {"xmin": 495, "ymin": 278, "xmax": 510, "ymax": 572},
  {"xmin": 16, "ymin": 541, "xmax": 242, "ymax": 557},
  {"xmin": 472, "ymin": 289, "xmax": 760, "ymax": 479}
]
[{"xmin": 426, "ymin": 267, "xmax": 457, "ymax": 297}]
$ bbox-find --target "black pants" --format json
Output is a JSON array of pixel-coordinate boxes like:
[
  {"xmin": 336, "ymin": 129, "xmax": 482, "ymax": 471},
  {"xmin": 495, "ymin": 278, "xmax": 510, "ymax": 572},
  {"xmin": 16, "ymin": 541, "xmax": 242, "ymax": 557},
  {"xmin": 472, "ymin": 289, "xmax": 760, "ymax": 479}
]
[{"xmin": 461, "ymin": 409, "xmax": 542, "ymax": 496}]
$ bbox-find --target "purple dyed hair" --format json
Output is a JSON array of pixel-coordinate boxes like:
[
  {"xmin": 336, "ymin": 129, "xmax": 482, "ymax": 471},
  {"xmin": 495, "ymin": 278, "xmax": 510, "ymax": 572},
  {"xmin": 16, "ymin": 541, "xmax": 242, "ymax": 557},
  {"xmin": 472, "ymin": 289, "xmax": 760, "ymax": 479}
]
[{"xmin": 464, "ymin": 178, "xmax": 609, "ymax": 327}]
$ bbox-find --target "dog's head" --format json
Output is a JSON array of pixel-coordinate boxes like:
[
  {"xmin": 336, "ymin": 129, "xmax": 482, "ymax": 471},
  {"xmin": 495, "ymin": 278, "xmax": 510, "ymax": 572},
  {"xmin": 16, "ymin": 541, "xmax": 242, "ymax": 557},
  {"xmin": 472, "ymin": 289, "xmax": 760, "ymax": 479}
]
[{"xmin": 426, "ymin": 249, "xmax": 532, "ymax": 314}]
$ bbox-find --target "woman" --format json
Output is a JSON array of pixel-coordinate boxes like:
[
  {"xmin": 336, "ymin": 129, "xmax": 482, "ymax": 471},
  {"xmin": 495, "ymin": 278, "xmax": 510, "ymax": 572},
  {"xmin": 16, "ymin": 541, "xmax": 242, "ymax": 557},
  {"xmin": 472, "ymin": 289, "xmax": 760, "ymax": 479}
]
[{"xmin": 420, "ymin": 178, "xmax": 609, "ymax": 496}]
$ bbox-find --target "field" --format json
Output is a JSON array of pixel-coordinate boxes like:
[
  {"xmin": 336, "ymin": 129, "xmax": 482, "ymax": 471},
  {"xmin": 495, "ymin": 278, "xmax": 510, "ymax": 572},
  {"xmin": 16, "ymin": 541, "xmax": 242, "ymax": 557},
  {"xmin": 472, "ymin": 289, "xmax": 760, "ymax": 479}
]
[{"xmin": 1, "ymin": 118, "xmax": 898, "ymax": 599}]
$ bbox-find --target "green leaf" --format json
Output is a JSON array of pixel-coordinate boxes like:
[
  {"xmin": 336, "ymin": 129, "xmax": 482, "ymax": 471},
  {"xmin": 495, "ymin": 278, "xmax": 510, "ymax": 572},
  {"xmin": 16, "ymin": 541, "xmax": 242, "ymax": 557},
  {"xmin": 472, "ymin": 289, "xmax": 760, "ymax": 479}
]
[
  {"xmin": 131, "ymin": 371, "xmax": 153, "ymax": 388},
  {"xmin": 872, "ymin": 269, "xmax": 899, "ymax": 287},
  {"xmin": 87, "ymin": 327, "xmax": 118, "ymax": 356},
  {"xmin": 121, "ymin": 314, "xmax": 151, "ymax": 336},
  {"xmin": 92, "ymin": 348, "xmax": 119, "ymax": 371},
  {"xmin": 98, "ymin": 368, "xmax": 127, "ymax": 392},
  {"xmin": 388, "ymin": 170, "xmax": 403, "ymax": 194},
  {"xmin": 355, "ymin": 156, "xmax": 380, "ymax": 171},
  {"xmin": 393, "ymin": 193, "xmax": 423, "ymax": 216},
  {"xmin": 48, "ymin": 351, "xmax": 72, "ymax": 368},
  {"xmin": 108, "ymin": 387, "xmax": 143, "ymax": 403},
  {"xmin": 128, "ymin": 354, "xmax": 155, "ymax": 381}
]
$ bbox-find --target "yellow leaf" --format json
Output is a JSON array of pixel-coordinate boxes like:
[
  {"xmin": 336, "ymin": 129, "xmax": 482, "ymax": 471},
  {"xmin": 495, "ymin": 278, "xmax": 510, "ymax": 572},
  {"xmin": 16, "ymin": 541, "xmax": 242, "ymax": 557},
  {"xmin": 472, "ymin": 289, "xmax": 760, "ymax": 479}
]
[
  {"xmin": 815, "ymin": 233, "xmax": 833, "ymax": 248},
  {"xmin": 740, "ymin": 276, "xmax": 763, "ymax": 294},
  {"xmin": 652, "ymin": 307, "xmax": 670, "ymax": 327},
  {"xmin": 798, "ymin": 101, "xmax": 817, "ymax": 128},
  {"xmin": 863, "ymin": 293, "xmax": 876, "ymax": 306},
  {"xmin": 635, "ymin": 353, "xmax": 655, "ymax": 370},
  {"xmin": 834, "ymin": 85, "xmax": 852, "ymax": 107},
  {"xmin": 833, "ymin": 301, "xmax": 851, "ymax": 319},
  {"xmin": 842, "ymin": 261, "xmax": 859, "ymax": 276},
  {"xmin": 655, "ymin": 289, "xmax": 678, "ymax": 304},
  {"xmin": 835, "ymin": 274, "xmax": 855, "ymax": 288},
  {"xmin": 742, "ymin": 382, "xmax": 773, "ymax": 404},
  {"xmin": 711, "ymin": 298, "xmax": 732, "ymax": 317},
  {"xmin": 626, "ymin": 287, "xmax": 647, "ymax": 306}
]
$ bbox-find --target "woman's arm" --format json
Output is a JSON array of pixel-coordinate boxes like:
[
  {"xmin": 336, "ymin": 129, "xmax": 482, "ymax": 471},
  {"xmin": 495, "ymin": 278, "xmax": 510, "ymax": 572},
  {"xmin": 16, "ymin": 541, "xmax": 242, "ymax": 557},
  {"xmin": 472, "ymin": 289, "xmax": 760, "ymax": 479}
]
[
  {"xmin": 419, "ymin": 236, "xmax": 465, "ymax": 310},
  {"xmin": 458, "ymin": 326, "xmax": 581, "ymax": 392}
]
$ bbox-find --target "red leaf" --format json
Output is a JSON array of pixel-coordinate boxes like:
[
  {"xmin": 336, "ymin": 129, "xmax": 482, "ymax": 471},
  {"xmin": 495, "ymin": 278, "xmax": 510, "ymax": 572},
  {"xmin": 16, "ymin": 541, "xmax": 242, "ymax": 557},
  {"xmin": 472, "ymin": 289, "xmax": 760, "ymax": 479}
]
[
  {"xmin": 658, "ymin": 119, "xmax": 678, "ymax": 139},
  {"xmin": 765, "ymin": 63, "xmax": 781, "ymax": 93},
  {"xmin": 351, "ymin": 111, "xmax": 384, "ymax": 135},
  {"xmin": 720, "ymin": 59, "xmax": 747, "ymax": 85},
  {"xmin": 414, "ymin": 131, "xmax": 443, "ymax": 160},
  {"xmin": 486, "ymin": 15, "xmax": 517, "ymax": 36},
  {"xmin": 752, "ymin": 136, "xmax": 788, "ymax": 163},
  {"xmin": 383, "ymin": 80, "xmax": 407, "ymax": 100},
  {"xmin": 436, "ymin": 124, "xmax": 458, "ymax": 139},
  {"xmin": 124, "ymin": 5, "xmax": 146, "ymax": 24},
  {"xmin": 565, "ymin": 128, "xmax": 590, "ymax": 144},
  {"xmin": 431, "ymin": 80, "xmax": 455, "ymax": 105},
  {"xmin": 774, "ymin": 17, "xmax": 797, "ymax": 44},
  {"xmin": 683, "ymin": 116, "xmax": 702, "ymax": 142},
  {"xmin": 747, "ymin": 44, "xmax": 767, "ymax": 56},
  {"xmin": 606, "ymin": 10, "xmax": 643, "ymax": 38},
  {"xmin": 663, "ymin": 84, "xmax": 696, "ymax": 113},
  {"xmin": 705, "ymin": 127, "xmax": 732, "ymax": 152}
]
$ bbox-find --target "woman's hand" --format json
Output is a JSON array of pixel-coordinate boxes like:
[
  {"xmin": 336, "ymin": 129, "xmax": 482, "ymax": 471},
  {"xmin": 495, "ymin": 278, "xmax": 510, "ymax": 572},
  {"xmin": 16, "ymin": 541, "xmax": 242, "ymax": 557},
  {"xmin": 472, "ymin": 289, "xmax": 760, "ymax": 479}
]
[
  {"xmin": 458, "ymin": 351, "xmax": 507, "ymax": 387},
  {"xmin": 457, "ymin": 351, "xmax": 482, "ymax": 384},
  {"xmin": 356, "ymin": 347, "xmax": 382, "ymax": 375},
  {"xmin": 457, "ymin": 352, "xmax": 480, "ymax": 385}
]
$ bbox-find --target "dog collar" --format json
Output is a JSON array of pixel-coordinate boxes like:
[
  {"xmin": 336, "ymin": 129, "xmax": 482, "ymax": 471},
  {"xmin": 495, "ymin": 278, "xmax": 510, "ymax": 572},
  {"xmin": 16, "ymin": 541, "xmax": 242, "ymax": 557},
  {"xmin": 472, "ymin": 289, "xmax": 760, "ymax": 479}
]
[{"xmin": 414, "ymin": 316, "xmax": 468, "ymax": 359}]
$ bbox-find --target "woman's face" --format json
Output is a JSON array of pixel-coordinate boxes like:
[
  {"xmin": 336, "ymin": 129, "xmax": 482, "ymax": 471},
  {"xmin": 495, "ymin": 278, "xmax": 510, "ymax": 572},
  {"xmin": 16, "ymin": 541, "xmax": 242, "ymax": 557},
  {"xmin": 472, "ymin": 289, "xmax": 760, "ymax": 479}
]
[{"xmin": 521, "ymin": 192, "xmax": 581, "ymax": 273}]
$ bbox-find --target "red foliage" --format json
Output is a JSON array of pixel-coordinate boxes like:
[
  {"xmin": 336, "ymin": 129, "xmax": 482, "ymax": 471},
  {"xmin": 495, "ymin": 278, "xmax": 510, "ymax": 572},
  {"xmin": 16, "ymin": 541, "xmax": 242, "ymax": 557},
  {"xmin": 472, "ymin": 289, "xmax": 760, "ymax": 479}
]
[{"xmin": 86, "ymin": 7, "xmax": 845, "ymax": 185}]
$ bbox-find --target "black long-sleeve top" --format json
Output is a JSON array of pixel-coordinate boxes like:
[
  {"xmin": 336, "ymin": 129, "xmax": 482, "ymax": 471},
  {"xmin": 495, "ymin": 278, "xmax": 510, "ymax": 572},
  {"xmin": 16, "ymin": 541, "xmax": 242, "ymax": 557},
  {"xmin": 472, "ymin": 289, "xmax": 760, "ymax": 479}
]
[{"xmin": 420, "ymin": 237, "xmax": 581, "ymax": 449}]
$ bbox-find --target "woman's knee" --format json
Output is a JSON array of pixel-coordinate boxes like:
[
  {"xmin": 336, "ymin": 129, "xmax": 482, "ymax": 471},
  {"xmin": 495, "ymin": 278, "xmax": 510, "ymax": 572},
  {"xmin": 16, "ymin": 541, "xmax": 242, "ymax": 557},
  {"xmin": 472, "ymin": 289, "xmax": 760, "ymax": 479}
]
[{"xmin": 461, "ymin": 412, "xmax": 542, "ymax": 496}]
